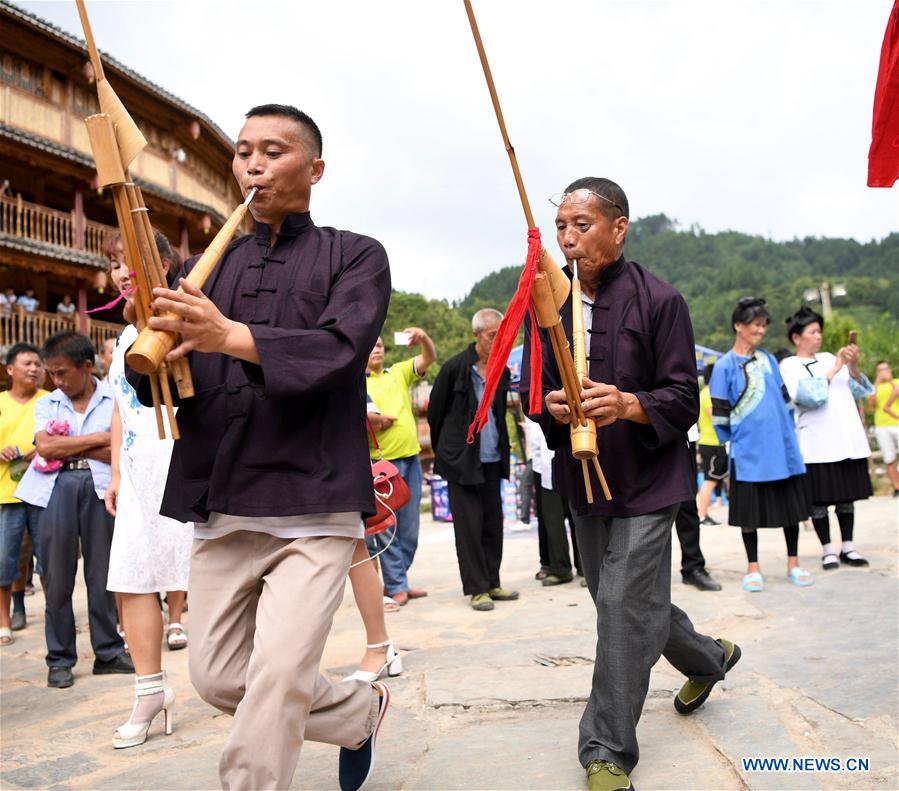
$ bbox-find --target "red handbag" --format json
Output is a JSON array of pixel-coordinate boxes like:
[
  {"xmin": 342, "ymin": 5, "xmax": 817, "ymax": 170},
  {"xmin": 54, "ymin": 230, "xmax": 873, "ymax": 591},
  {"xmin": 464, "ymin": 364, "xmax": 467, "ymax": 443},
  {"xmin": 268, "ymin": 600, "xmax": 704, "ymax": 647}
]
[{"xmin": 365, "ymin": 420, "xmax": 411, "ymax": 537}]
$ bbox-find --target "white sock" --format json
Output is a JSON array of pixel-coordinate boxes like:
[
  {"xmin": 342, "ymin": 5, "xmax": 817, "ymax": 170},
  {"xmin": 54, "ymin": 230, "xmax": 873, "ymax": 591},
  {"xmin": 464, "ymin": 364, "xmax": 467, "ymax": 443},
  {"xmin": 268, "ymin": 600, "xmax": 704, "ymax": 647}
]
[
  {"xmin": 821, "ymin": 543, "xmax": 835, "ymax": 557},
  {"xmin": 841, "ymin": 541, "xmax": 855, "ymax": 554}
]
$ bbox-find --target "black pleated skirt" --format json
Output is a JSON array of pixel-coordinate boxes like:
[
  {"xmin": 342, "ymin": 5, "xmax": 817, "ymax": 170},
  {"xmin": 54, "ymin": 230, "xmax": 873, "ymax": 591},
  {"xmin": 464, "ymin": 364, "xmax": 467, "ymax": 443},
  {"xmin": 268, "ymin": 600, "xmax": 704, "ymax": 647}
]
[
  {"xmin": 805, "ymin": 458, "xmax": 872, "ymax": 505},
  {"xmin": 729, "ymin": 462, "xmax": 813, "ymax": 528}
]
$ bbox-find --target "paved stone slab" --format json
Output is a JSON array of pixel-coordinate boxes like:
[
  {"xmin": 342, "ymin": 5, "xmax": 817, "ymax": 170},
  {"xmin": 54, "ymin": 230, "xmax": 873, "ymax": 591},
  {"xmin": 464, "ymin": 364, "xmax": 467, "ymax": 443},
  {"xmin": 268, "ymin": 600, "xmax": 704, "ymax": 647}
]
[{"xmin": 1, "ymin": 497, "xmax": 896, "ymax": 790}]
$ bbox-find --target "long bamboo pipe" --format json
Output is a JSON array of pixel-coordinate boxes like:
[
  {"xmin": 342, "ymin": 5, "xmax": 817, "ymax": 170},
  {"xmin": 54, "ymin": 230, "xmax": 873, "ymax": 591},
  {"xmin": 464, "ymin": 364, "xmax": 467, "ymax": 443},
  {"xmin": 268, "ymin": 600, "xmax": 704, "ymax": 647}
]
[{"xmin": 126, "ymin": 189, "xmax": 257, "ymax": 375}]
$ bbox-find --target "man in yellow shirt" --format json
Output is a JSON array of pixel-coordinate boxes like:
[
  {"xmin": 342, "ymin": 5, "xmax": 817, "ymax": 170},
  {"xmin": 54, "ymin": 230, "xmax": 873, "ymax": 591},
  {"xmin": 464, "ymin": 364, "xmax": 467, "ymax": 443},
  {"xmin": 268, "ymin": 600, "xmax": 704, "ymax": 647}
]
[
  {"xmin": 366, "ymin": 327, "xmax": 436, "ymax": 606},
  {"xmin": 0, "ymin": 343, "xmax": 47, "ymax": 645},
  {"xmin": 870, "ymin": 361, "xmax": 899, "ymax": 496}
]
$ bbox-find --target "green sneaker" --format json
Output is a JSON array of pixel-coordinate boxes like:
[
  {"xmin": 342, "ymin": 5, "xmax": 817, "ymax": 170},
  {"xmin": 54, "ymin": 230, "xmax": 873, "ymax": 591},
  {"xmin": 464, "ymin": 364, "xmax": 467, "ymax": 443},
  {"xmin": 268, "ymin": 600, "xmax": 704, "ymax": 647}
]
[
  {"xmin": 586, "ymin": 760, "xmax": 633, "ymax": 791},
  {"xmin": 470, "ymin": 593, "xmax": 494, "ymax": 611},
  {"xmin": 542, "ymin": 572, "xmax": 574, "ymax": 586},
  {"xmin": 486, "ymin": 587, "xmax": 519, "ymax": 601},
  {"xmin": 675, "ymin": 638, "xmax": 741, "ymax": 715}
]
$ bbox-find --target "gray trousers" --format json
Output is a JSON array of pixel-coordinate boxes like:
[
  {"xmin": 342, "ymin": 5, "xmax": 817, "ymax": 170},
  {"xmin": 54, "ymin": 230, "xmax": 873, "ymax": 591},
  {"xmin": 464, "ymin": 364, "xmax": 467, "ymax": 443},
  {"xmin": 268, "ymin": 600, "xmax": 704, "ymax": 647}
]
[
  {"xmin": 573, "ymin": 505, "xmax": 727, "ymax": 774},
  {"xmin": 41, "ymin": 469, "xmax": 122, "ymax": 668}
]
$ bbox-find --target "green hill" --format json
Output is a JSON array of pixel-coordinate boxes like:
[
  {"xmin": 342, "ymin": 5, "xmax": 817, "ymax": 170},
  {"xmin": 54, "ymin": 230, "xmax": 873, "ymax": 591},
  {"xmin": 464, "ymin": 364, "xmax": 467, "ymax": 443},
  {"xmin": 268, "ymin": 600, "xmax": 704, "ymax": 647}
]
[{"xmin": 380, "ymin": 216, "xmax": 898, "ymax": 374}]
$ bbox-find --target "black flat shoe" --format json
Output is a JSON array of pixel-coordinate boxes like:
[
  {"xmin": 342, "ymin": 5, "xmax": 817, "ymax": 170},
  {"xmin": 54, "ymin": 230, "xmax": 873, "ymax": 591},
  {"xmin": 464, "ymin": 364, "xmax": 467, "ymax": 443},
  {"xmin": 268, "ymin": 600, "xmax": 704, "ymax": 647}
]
[
  {"xmin": 682, "ymin": 569, "xmax": 722, "ymax": 591},
  {"xmin": 93, "ymin": 652, "xmax": 135, "ymax": 675},
  {"xmin": 47, "ymin": 666, "xmax": 74, "ymax": 688},
  {"xmin": 839, "ymin": 551, "xmax": 869, "ymax": 567},
  {"xmin": 10, "ymin": 610, "xmax": 26, "ymax": 631}
]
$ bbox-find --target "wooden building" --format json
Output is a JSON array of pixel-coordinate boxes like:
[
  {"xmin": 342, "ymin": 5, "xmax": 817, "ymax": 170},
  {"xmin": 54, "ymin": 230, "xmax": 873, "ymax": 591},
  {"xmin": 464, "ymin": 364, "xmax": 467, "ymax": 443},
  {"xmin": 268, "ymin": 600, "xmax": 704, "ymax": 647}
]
[{"xmin": 0, "ymin": 0, "xmax": 241, "ymax": 352}]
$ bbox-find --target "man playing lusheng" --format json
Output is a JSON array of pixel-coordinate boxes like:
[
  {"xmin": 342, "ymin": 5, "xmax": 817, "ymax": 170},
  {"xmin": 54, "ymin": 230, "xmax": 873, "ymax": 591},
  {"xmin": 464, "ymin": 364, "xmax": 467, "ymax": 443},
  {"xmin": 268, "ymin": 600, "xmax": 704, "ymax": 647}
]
[
  {"xmin": 132, "ymin": 104, "xmax": 391, "ymax": 791},
  {"xmin": 521, "ymin": 178, "xmax": 740, "ymax": 791},
  {"xmin": 365, "ymin": 329, "xmax": 436, "ymax": 606}
]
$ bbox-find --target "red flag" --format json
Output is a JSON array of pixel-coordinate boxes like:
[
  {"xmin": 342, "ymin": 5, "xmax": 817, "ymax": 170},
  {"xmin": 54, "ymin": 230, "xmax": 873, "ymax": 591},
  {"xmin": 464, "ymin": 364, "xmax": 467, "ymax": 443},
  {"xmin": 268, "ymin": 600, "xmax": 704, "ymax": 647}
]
[{"xmin": 868, "ymin": 0, "xmax": 899, "ymax": 187}]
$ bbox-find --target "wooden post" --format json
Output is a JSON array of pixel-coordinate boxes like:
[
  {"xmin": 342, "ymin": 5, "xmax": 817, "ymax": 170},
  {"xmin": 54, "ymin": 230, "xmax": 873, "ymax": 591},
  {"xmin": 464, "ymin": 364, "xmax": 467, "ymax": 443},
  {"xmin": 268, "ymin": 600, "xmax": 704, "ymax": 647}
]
[
  {"xmin": 73, "ymin": 185, "xmax": 85, "ymax": 250},
  {"xmin": 179, "ymin": 216, "xmax": 190, "ymax": 261},
  {"xmin": 76, "ymin": 280, "xmax": 88, "ymax": 336}
]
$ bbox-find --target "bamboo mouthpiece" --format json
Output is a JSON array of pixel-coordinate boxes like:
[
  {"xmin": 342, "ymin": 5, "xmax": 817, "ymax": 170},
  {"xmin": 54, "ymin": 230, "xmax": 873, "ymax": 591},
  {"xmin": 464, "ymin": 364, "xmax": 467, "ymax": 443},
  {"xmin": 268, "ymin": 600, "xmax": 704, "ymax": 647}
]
[{"xmin": 126, "ymin": 191, "xmax": 257, "ymax": 375}]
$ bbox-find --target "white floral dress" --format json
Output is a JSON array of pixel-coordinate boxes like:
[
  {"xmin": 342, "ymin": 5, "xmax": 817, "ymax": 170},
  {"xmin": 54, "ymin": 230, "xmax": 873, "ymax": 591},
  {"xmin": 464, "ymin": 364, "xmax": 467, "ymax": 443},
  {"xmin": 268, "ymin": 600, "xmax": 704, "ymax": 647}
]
[{"xmin": 106, "ymin": 324, "xmax": 191, "ymax": 593}]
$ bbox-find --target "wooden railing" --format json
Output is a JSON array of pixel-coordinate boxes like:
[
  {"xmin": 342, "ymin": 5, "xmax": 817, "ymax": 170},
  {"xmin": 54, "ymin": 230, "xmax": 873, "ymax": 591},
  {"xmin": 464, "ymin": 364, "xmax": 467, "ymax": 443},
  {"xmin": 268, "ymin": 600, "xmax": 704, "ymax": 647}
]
[
  {"xmin": 0, "ymin": 194, "xmax": 115, "ymax": 258},
  {"xmin": 0, "ymin": 308, "xmax": 123, "ymax": 352}
]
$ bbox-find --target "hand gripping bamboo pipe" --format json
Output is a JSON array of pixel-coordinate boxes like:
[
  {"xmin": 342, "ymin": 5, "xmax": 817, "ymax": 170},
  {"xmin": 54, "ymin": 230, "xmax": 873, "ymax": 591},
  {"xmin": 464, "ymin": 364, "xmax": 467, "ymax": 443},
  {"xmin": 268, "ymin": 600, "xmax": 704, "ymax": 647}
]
[{"xmin": 126, "ymin": 189, "xmax": 257, "ymax": 380}]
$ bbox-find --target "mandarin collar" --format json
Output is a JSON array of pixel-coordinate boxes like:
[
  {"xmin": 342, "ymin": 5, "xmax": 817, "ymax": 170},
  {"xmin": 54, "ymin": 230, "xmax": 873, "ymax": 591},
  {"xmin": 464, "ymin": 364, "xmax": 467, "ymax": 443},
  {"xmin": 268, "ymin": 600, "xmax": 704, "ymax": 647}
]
[
  {"xmin": 254, "ymin": 212, "xmax": 314, "ymax": 244},
  {"xmin": 597, "ymin": 255, "xmax": 626, "ymax": 284}
]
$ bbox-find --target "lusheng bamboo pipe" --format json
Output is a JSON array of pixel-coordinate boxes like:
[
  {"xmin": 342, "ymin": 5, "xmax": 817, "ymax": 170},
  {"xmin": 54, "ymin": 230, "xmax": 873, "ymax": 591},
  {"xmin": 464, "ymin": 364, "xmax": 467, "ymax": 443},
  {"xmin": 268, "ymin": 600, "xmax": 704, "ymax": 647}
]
[
  {"xmin": 570, "ymin": 261, "xmax": 612, "ymax": 502},
  {"xmin": 126, "ymin": 189, "xmax": 257, "ymax": 375}
]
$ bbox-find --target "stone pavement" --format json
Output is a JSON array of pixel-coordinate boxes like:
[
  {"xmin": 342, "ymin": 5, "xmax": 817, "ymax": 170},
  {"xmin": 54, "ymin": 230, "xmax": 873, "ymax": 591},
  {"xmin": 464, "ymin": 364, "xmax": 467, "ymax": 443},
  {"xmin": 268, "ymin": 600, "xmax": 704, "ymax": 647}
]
[{"xmin": 1, "ymin": 496, "xmax": 896, "ymax": 790}]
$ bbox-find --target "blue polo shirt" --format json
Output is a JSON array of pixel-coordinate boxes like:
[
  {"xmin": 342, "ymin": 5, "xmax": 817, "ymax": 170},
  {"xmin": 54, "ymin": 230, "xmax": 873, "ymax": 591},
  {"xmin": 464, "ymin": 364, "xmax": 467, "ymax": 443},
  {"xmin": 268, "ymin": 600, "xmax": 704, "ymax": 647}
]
[{"xmin": 15, "ymin": 378, "xmax": 114, "ymax": 507}]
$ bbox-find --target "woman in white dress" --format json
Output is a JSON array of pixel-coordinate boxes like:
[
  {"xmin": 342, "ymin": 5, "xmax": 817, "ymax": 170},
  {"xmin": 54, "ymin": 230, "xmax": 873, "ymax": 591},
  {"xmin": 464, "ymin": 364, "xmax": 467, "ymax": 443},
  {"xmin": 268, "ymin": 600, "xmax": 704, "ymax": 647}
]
[
  {"xmin": 780, "ymin": 307, "xmax": 874, "ymax": 570},
  {"xmin": 103, "ymin": 231, "xmax": 192, "ymax": 748}
]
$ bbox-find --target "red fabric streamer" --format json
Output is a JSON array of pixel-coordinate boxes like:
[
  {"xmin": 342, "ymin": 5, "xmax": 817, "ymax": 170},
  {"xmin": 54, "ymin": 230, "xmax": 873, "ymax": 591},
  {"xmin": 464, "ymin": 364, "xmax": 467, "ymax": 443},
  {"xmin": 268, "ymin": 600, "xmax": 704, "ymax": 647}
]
[
  {"xmin": 467, "ymin": 227, "xmax": 544, "ymax": 444},
  {"xmin": 868, "ymin": 0, "xmax": 899, "ymax": 187}
]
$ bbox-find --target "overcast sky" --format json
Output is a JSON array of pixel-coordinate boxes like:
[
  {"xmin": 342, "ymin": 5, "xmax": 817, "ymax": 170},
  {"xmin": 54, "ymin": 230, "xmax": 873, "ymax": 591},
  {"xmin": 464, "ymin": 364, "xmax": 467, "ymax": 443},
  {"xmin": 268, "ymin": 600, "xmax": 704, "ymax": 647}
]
[{"xmin": 18, "ymin": 0, "xmax": 899, "ymax": 300}]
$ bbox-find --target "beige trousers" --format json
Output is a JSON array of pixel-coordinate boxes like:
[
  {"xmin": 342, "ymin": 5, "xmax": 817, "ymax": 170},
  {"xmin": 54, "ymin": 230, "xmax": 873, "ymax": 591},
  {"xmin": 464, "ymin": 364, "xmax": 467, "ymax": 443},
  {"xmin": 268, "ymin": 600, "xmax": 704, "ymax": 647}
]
[{"xmin": 188, "ymin": 531, "xmax": 378, "ymax": 791}]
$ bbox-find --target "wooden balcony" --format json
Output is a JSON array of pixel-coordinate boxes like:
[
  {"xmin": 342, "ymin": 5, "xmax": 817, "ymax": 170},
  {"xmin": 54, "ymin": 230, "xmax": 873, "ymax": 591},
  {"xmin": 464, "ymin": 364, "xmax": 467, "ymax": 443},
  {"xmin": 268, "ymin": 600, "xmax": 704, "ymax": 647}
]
[
  {"xmin": 0, "ymin": 307, "xmax": 123, "ymax": 354},
  {"xmin": 0, "ymin": 193, "xmax": 114, "ymax": 259}
]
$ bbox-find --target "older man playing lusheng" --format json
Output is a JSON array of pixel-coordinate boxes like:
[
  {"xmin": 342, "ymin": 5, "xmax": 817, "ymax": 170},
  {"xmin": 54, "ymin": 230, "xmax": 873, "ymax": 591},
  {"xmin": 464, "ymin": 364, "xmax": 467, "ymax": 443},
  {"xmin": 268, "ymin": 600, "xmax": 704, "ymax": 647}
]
[{"xmin": 522, "ymin": 178, "xmax": 739, "ymax": 791}]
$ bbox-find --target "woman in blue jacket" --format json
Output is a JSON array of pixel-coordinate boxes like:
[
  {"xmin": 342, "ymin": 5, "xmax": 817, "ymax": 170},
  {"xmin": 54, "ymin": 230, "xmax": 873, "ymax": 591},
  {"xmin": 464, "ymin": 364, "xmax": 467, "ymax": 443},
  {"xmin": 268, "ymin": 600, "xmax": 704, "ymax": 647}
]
[{"xmin": 709, "ymin": 297, "xmax": 813, "ymax": 592}]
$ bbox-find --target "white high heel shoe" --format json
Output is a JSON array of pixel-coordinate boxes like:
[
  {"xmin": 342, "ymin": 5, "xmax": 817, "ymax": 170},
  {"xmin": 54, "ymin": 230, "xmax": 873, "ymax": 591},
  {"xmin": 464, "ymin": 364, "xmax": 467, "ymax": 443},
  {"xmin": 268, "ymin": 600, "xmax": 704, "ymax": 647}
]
[
  {"xmin": 344, "ymin": 639, "xmax": 403, "ymax": 683},
  {"xmin": 112, "ymin": 671, "xmax": 175, "ymax": 749}
]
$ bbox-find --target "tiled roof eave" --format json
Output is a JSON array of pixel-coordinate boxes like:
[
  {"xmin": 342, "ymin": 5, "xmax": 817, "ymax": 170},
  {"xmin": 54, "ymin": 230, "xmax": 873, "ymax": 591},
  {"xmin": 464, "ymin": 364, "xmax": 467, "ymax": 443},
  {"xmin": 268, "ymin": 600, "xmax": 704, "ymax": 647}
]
[
  {"xmin": 0, "ymin": 234, "xmax": 108, "ymax": 269},
  {"xmin": 1, "ymin": 124, "xmax": 228, "ymax": 224}
]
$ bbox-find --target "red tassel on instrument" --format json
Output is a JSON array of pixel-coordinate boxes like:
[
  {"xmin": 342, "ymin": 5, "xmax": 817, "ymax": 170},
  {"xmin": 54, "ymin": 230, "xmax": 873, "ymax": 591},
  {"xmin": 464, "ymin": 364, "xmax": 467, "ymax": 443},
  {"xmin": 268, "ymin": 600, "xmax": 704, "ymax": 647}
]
[{"xmin": 467, "ymin": 228, "xmax": 544, "ymax": 444}]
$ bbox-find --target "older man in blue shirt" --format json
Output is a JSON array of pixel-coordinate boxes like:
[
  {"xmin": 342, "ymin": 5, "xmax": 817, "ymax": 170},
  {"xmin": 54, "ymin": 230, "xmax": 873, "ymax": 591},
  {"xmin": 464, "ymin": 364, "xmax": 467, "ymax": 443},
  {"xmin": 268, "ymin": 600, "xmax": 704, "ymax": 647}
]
[{"xmin": 17, "ymin": 331, "xmax": 131, "ymax": 688}]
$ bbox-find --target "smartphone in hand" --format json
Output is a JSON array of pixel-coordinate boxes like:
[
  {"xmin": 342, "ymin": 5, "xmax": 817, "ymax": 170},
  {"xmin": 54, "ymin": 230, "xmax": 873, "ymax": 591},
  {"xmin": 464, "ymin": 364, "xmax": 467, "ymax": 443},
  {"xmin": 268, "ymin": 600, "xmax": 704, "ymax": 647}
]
[
  {"xmin": 848, "ymin": 330, "xmax": 858, "ymax": 345},
  {"xmin": 393, "ymin": 331, "xmax": 411, "ymax": 346}
]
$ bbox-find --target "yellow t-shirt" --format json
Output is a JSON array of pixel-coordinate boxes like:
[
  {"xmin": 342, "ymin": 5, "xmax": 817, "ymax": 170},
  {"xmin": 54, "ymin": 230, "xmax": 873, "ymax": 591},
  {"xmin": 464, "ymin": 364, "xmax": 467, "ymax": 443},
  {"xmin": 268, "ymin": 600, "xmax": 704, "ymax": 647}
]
[
  {"xmin": 697, "ymin": 385, "xmax": 719, "ymax": 447},
  {"xmin": 0, "ymin": 389, "xmax": 49, "ymax": 503},
  {"xmin": 874, "ymin": 380, "xmax": 899, "ymax": 427},
  {"xmin": 366, "ymin": 358, "xmax": 421, "ymax": 460}
]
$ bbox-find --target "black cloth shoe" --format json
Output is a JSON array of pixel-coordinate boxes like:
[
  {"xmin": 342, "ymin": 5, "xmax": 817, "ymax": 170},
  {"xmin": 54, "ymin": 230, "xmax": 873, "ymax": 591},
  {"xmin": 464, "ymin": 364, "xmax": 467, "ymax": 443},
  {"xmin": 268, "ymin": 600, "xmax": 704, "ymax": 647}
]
[
  {"xmin": 699, "ymin": 515, "xmax": 720, "ymax": 526},
  {"xmin": 682, "ymin": 569, "xmax": 722, "ymax": 591},
  {"xmin": 93, "ymin": 652, "xmax": 135, "ymax": 675},
  {"xmin": 339, "ymin": 683, "xmax": 389, "ymax": 791},
  {"xmin": 10, "ymin": 610, "xmax": 26, "ymax": 631},
  {"xmin": 839, "ymin": 551, "xmax": 869, "ymax": 567},
  {"xmin": 47, "ymin": 666, "xmax": 74, "ymax": 688}
]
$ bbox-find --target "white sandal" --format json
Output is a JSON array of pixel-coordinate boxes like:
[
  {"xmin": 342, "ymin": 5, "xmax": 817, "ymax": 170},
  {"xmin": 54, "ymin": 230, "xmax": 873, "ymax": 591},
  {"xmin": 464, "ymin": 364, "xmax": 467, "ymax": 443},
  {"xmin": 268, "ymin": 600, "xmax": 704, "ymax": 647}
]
[
  {"xmin": 0, "ymin": 627, "xmax": 13, "ymax": 647},
  {"xmin": 112, "ymin": 671, "xmax": 175, "ymax": 749},
  {"xmin": 343, "ymin": 639, "xmax": 403, "ymax": 683},
  {"xmin": 165, "ymin": 623, "xmax": 187, "ymax": 651}
]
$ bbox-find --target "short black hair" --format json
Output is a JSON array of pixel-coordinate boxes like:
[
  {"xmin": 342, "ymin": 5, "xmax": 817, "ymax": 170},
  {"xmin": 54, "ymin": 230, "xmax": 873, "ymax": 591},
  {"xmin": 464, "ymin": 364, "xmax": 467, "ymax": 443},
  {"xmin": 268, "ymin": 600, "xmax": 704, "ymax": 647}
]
[
  {"xmin": 5, "ymin": 342, "xmax": 39, "ymax": 366},
  {"xmin": 564, "ymin": 176, "xmax": 629, "ymax": 220},
  {"xmin": 785, "ymin": 306, "xmax": 824, "ymax": 345},
  {"xmin": 41, "ymin": 331, "xmax": 95, "ymax": 366},
  {"xmin": 245, "ymin": 104, "xmax": 323, "ymax": 157},
  {"xmin": 731, "ymin": 296, "xmax": 770, "ymax": 333}
]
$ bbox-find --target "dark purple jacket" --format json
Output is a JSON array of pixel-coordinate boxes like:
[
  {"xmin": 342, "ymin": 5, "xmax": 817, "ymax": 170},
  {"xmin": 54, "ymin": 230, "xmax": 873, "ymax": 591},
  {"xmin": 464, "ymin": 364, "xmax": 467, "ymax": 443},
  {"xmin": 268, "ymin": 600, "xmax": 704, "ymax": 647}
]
[
  {"xmin": 129, "ymin": 212, "xmax": 390, "ymax": 522},
  {"xmin": 521, "ymin": 256, "xmax": 698, "ymax": 518}
]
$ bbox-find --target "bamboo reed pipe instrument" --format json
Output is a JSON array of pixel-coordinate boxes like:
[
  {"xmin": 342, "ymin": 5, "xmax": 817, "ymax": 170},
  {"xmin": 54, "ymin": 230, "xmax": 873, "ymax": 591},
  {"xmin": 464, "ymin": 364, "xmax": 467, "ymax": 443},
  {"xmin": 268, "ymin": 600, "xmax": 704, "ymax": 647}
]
[
  {"xmin": 462, "ymin": 0, "xmax": 611, "ymax": 501},
  {"xmin": 126, "ymin": 189, "xmax": 257, "ymax": 376},
  {"xmin": 570, "ymin": 260, "xmax": 612, "ymax": 503},
  {"xmin": 76, "ymin": 0, "xmax": 185, "ymax": 439}
]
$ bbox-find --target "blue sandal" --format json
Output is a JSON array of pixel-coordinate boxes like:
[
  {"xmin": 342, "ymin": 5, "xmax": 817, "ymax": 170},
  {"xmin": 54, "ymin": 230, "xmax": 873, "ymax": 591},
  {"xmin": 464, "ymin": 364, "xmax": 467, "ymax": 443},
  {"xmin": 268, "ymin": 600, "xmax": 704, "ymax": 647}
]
[
  {"xmin": 741, "ymin": 572, "xmax": 764, "ymax": 592},
  {"xmin": 788, "ymin": 567, "xmax": 814, "ymax": 587}
]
